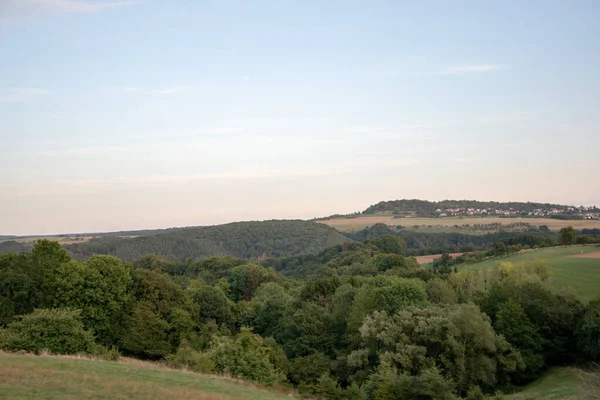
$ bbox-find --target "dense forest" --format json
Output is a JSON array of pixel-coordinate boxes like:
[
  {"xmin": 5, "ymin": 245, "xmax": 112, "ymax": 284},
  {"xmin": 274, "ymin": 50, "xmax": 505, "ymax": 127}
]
[
  {"xmin": 64, "ymin": 220, "xmax": 351, "ymax": 262},
  {"xmin": 361, "ymin": 199, "xmax": 593, "ymax": 217},
  {"xmin": 3, "ymin": 221, "xmax": 599, "ymax": 262},
  {"xmin": 1, "ymin": 237, "xmax": 598, "ymax": 399}
]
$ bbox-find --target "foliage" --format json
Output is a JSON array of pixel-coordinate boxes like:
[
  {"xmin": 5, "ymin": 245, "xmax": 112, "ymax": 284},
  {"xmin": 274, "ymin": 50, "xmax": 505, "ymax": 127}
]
[
  {"xmin": 65, "ymin": 220, "xmax": 352, "ymax": 262},
  {"xmin": 576, "ymin": 299, "xmax": 600, "ymax": 360},
  {"xmin": 210, "ymin": 328, "xmax": 287, "ymax": 385},
  {"xmin": 1, "ymin": 308, "xmax": 95, "ymax": 355}
]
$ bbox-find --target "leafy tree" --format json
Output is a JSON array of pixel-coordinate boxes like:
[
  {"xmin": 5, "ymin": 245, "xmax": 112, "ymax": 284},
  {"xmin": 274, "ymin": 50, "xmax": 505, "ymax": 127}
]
[
  {"xmin": 120, "ymin": 301, "xmax": 171, "ymax": 359},
  {"xmin": 288, "ymin": 351, "xmax": 331, "ymax": 386},
  {"xmin": 367, "ymin": 235, "xmax": 407, "ymax": 255},
  {"xmin": 1, "ymin": 308, "xmax": 94, "ymax": 355},
  {"xmin": 189, "ymin": 285, "xmax": 233, "ymax": 327},
  {"xmin": 0, "ymin": 253, "xmax": 40, "ymax": 325},
  {"xmin": 426, "ymin": 278, "xmax": 457, "ymax": 304},
  {"xmin": 210, "ymin": 328, "xmax": 286, "ymax": 385},
  {"xmin": 348, "ymin": 277, "xmax": 428, "ymax": 341},
  {"xmin": 494, "ymin": 300, "xmax": 544, "ymax": 381},
  {"xmin": 363, "ymin": 364, "xmax": 456, "ymax": 400},
  {"xmin": 252, "ymin": 282, "xmax": 292, "ymax": 338},
  {"xmin": 576, "ymin": 299, "xmax": 600, "ymax": 360},
  {"xmin": 227, "ymin": 263, "xmax": 278, "ymax": 302},
  {"xmin": 353, "ymin": 304, "xmax": 523, "ymax": 395},
  {"xmin": 559, "ymin": 226, "xmax": 576, "ymax": 245},
  {"xmin": 43, "ymin": 255, "xmax": 133, "ymax": 345}
]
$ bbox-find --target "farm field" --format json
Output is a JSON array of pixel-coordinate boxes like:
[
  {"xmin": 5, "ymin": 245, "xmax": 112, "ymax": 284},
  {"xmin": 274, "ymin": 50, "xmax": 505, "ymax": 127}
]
[
  {"xmin": 0, "ymin": 352, "xmax": 295, "ymax": 400},
  {"xmin": 457, "ymin": 246, "xmax": 600, "ymax": 302},
  {"xmin": 319, "ymin": 215, "xmax": 600, "ymax": 232},
  {"xmin": 504, "ymin": 367, "xmax": 599, "ymax": 400}
]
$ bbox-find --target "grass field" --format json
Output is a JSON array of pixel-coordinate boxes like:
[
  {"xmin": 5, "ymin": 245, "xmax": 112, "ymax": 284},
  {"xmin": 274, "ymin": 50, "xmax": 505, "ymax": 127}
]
[
  {"xmin": 0, "ymin": 352, "xmax": 295, "ymax": 400},
  {"xmin": 319, "ymin": 216, "xmax": 600, "ymax": 232},
  {"xmin": 504, "ymin": 367, "xmax": 599, "ymax": 400},
  {"xmin": 456, "ymin": 246, "xmax": 600, "ymax": 302}
]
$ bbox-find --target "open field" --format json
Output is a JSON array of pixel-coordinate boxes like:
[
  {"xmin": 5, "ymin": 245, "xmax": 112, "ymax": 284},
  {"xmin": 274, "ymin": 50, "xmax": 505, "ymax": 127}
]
[
  {"xmin": 457, "ymin": 246, "xmax": 600, "ymax": 302},
  {"xmin": 416, "ymin": 252, "xmax": 464, "ymax": 264},
  {"xmin": 0, "ymin": 352, "xmax": 295, "ymax": 400},
  {"xmin": 505, "ymin": 367, "xmax": 599, "ymax": 400},
  {"xmin": 319, "ymin": 216, "xmax": 600, "ymax": 232}
]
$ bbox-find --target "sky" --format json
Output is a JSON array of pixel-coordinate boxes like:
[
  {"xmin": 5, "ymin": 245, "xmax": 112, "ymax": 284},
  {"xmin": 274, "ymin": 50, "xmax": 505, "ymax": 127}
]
[{"xmin": 1, "ymin": 0, "xmax": 599, "ymax": 235}]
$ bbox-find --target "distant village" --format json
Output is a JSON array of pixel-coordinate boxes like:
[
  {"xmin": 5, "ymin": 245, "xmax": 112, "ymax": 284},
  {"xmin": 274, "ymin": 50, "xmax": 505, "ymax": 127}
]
[{"xmin": 435, "ymin": 206, "xmax": 600, "ymax": 220}]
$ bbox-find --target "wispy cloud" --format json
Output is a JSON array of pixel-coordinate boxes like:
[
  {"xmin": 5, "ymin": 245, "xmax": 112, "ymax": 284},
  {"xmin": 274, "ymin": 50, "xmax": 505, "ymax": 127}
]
[
  {"xmin": 0, "ymin": 88, "xmax": 48, "ymax": 102},
  {"xmin": 430, "ymin": 64, "xmax": 508, "ymax": 76},
  {"xmin": 26, "ymin": 0, "xmax": 134, "ymax": 13}
]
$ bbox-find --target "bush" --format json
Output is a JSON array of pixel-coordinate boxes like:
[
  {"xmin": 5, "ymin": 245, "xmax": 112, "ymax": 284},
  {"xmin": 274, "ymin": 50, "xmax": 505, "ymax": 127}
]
[
  {"xmin": 166, "ymin": 340, "xmax": 215, "ymax": 373},
  {"xmin": 1, "ymin": 308, "xmax": 95, "ymax": 355}
]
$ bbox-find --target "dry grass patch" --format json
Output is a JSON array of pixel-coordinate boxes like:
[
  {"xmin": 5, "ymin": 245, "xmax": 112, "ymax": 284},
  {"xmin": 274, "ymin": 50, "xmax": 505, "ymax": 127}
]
[{"xmin": 0, "ymin": 352, "xmax": 296, "ymax": 400}]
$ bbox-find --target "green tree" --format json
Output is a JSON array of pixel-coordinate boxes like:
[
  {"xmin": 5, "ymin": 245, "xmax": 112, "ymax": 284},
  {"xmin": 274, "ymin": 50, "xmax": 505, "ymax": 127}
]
[
  {"xmin": 227, "ymin": 263, "xmax": 278, "ymax": 302},
  {"xmin": 559, "ymin": 226, "xmax": 576, "ymax": 245},
  {"xmin": 210, "ymin": 328, "xmax": 286, "ymax": 385},
  {"xmin": 494, "ymin": 300, "xmax": 544, "ymax": 381},
  {"xmin": 367, "ymin": 235, "xmax": 407, "ymax": 255},
  {"xmin": 353, "ymin": 304, "xmax": 523, "ymax": 396},
  {"xmin": 120, "ymin": 301, "xmax": 171, "ymax": 359},
  {"xmin": 44, "ymin": 255, "xmax": 133, "ymax": 345},
  {"xmin": 1, "ymin": 308, "xmax": 94, "ymax": 355},
  {"xmin": 576, "ymin": 299, "xmax": 600, "ymax": 360}
]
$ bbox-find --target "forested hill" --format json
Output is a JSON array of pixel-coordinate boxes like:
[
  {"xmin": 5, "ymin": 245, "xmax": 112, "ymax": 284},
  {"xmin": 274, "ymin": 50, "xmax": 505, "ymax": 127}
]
[
  {"xmin": 362, "ymin": 199, "xmax": 590, "ymax": 217},
  {"xmin": 64, "ymin": 220, "xmax": 352, "ymax": 262}
]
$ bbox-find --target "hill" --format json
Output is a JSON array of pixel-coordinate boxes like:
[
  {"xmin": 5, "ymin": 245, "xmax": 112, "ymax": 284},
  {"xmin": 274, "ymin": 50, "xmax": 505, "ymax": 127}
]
[
  {"xmin": 505, "ymin": 367, "xmax": 599, "ymax": 400},
  {"xmin": 0, "ymin": 352, "xmax": 295, "ymax": 400},
  {"xmin": 455, "ymin": 245, "xmax": 600, "ymax": 302},
  {"xmin": 359, "ymin": 199, "xmax": 598, "ymax": 219},
  {"xmin": 65, "ymin": 220, "xmax": 352, "ymax": 262}
]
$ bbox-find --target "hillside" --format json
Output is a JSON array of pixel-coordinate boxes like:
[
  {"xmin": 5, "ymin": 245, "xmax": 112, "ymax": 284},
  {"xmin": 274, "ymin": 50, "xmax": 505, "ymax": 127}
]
[
  {"xmin": 0, "ymin": 352, "xmax": 295, "ymax": 400},
  {"xmin": 65, "ymin": 220, "xmax": 352, "ymax": 262},
  {"xmin": 505, "ymin": 367, "xmax": 599, "ymax": 400},
  {"xmin": 360, "ymin": 199, "xmax": 598, "ymax": 219},
  {"xmin": 454, "ymin": 245, "xmax": 600, "ymax": 302}
]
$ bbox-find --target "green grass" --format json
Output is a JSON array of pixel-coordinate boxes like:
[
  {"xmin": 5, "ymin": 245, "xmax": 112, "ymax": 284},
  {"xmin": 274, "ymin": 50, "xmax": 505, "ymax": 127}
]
[
  {"xmin": 504, "ymin": 367, "xmax": 599, "ymax": 400},
  {"xmin": 0, "ymin": 352, "xmax": 296, "ymax": 400},
  {"xmin": 457, "ymin": 246, "xmax": 600, "ymax": 302}
]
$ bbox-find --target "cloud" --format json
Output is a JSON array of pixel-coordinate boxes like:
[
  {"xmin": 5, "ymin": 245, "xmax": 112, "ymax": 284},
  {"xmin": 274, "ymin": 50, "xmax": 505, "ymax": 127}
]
[
  {"xmin": 25, "ymin": 0, "xmax": 134, "ymax": 13},
  {"xmin": 0, "ymin": 88, "xmax": 48, "ymax": 102},
  {"xmin": 430, "ymin": 64, "xmax": 508, "ymax": 75}
]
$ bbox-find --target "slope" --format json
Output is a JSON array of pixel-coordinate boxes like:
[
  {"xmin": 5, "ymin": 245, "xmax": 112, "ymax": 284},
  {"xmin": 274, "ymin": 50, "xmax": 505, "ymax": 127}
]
[
  {"xmin": 65, "ymin": 220, "xmax": 352, "ymax": 262},
  {"xmin": 0, "ymin": 352, "xmax": 295, "ymax": 400}
]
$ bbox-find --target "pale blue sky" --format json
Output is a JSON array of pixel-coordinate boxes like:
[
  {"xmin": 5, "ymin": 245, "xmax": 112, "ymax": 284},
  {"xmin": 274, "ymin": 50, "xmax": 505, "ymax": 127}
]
[{"xmin": 1, "ymin": 0, "xmax": 599, "ymax": 235}]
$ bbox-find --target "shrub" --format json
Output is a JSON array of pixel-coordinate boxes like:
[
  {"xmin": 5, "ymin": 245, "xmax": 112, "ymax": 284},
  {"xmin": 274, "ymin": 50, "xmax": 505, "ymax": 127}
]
[
  {"xmin": 1, "ymin": 308, "xmax": 95, "ymax": 355},
  {"xmin": 166, "ymin": 340, "xmax": 215, "ymax": 373}
]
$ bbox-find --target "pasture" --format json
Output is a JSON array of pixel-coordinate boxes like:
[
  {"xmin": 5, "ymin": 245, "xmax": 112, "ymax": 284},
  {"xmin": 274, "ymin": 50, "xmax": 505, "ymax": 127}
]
[
  {"xmin": 504, "ymin": 367, "xmax": 599, "ymax": 400},
  {"xmin": 457, "ymin": 246, "xmax": 600, "ymax": 302},
  {"xmin": 0, "ymin": 352, "xmax": 295, "ymax": 400},
  {"xmin": 319, "ymin": 215, "xmax": 600, "ymax": 232}
]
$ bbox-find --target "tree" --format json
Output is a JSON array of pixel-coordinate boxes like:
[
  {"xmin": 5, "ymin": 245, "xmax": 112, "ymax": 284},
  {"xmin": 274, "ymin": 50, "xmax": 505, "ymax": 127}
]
[
  {"xmin": 120, "ymin": 301, "xmax": 171, "ymax": 359},
  {"xmin": 353, "ymin": 304, "xmax": 523, "ymax": 396},
  {"xmin": 210, "ymin": 328, "xmax": 286, "ymax": 385},
  {"xmin": 367, "ymin": 235, "xmax": 407, "ymax": 255},
  {"xmin": 1, "ymin": 308, "xmax": 94, "ymax": 355},
  {"xmin": 494, "ymin": 300, "xmax": 544, "ymax": 381},
  {"xmin": 43, "ymin": 255, "xmax": 133, "ymax": 345},
  {"xmin": 576, "ymin": 299, "xmax": 600, "ymax": 360},
  {"xmin": 559, "ymin": 226, "xmax": 576, "ymax": 245}
]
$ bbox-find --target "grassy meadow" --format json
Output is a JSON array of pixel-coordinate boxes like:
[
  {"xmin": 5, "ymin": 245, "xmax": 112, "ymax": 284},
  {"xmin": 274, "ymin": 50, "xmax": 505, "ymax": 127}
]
[
  {"xmin": 504, "ymin": 367, "xmax": 599, "ymax": 400},
  {"xmin": 455, "ymin": 246, "xmax": 600, "ymax": 302},
  {"xmin": 319, "ymin": 215, "xmax": 600, "ymax": 232},
  {"xmin": 0, "ymin": 352, "xmax": 295, "ymax": 400}
]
